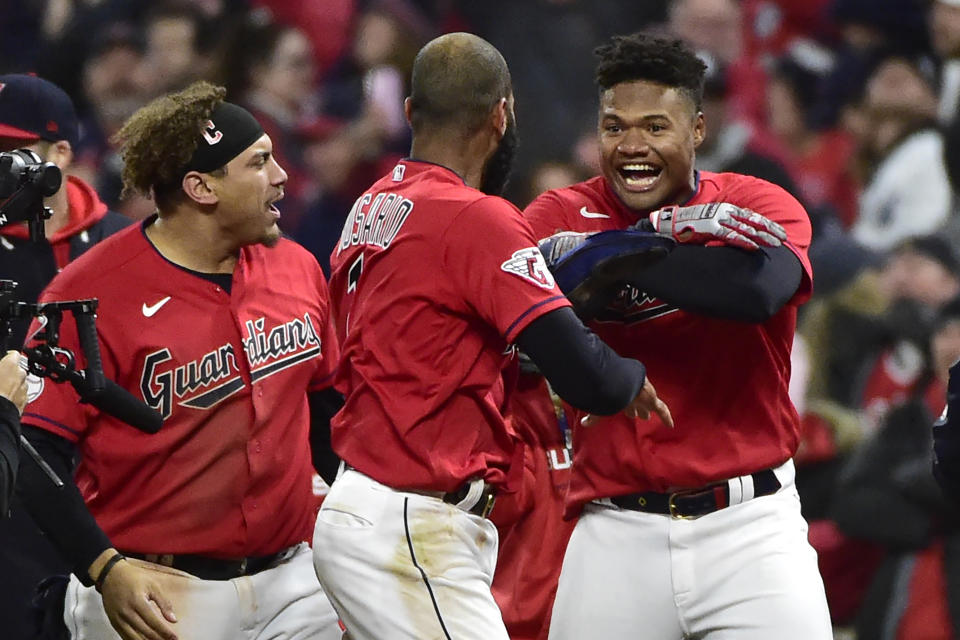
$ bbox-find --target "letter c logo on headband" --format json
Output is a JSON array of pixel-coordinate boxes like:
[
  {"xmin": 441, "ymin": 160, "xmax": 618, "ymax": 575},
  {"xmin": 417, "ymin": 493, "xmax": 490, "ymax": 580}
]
[
  {"xmin": 202, "ymin": 120, "xmax": 223, "ymax": 146},
  {"xmin": 184, "ymin": 102, "xmax": 265, "ymax": 173}
]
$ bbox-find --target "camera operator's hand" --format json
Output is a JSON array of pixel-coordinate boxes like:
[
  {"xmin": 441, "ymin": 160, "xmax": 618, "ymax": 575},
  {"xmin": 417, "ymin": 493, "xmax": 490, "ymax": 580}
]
[
  {"xmin": 0, "ymin": 350, "xmax": 27, "ymax": 415},
  {"xmin": 90, "ymin": 549, "xmax": 179, "ymax": 640}
]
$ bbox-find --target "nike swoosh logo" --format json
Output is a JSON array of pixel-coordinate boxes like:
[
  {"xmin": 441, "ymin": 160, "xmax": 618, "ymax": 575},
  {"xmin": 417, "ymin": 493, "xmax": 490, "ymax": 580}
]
[
  {"xmin": 142, "ymin": 296, "xmax": 172, "ymax": 317},
  {"xmin": 579, "ymin": 206, "xmax": 610, "ymax": 219}
]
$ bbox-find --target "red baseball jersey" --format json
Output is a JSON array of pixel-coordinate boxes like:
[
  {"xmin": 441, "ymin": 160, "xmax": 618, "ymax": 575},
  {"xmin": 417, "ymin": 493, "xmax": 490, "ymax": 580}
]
[
  {"xmin": 524, "ymin": 172, "xmax": 814, "ymax": 510},
  {"xmin": 23, "ymin": 220, "xmax": 338, "ymax": 557},
  {"xmin": 492, "ymin": 374, "xmax": 577, "ymax": 640},
  {"xmin": 327, "ymin": 160, "xmax": 570, "ymax": 492}
]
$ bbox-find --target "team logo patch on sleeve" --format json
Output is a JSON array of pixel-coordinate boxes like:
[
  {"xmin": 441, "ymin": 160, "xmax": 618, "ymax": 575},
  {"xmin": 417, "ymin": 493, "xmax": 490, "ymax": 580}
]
[{"xmin": 501, "ymin": 247, "xmax": 556, "ymax": 289}]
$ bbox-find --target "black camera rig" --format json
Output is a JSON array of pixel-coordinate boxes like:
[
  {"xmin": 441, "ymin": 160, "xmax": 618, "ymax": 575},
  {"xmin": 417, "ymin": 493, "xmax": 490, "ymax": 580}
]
[
  {"xmin": 0, "ymin": 149, "xmax": 61, "ymax": 242},
  {"xmin": 0, "ymin": 149, "xmax": 162, "ymax": 469}
]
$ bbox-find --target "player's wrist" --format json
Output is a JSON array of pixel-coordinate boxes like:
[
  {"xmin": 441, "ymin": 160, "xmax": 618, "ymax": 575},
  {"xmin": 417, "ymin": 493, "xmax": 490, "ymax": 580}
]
[
  {"xmin": 87, "ymin": 547, "xmax": 121, "ymax": 586},
  {"xmin": 647, "ymin": 205, "xmax": 678, "ymax": 238},
  {"xmin": 94, "ymin": 550, "xmax": 126, "ymax": 593}
]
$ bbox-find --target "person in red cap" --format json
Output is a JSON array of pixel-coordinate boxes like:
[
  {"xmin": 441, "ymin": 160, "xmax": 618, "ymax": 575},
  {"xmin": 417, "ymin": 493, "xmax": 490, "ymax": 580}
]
[{"xmin": 0, "ymin": 73, "xmax": 132, "ymax": 640}]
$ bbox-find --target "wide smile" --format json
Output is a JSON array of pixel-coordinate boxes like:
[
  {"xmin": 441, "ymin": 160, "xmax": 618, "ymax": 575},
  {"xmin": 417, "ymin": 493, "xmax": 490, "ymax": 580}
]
[{"xmin": 618, "ymin": 163, "xmax": 662, "ymax": 192}]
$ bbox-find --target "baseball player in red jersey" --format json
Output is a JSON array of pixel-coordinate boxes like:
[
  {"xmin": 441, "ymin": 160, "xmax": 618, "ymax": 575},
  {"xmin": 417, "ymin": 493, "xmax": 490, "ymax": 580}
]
[
  {"xmin": 313, "ymin": 32, "xmax": 671, "ymax": 640},
  {"xmin": 490, "ymin": 370, "xmax": 577, "ymax": 640},
  {"xmin": 524, "ymin": 34, "xmax": 832, "ymax": 639},
  {"xmin": 17, "ymin": 82, "xmax": 341, "ymax": 640}
]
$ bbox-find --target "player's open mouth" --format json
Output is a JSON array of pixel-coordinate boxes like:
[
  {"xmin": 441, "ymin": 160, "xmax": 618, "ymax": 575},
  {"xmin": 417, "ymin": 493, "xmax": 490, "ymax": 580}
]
[
  {"xmin": 618, "ymin": 163, "xmax": 661, "ymax": 191},
  {"xmin": 268, "ymin": 195, "xmax": 283, "ymax": 219}
]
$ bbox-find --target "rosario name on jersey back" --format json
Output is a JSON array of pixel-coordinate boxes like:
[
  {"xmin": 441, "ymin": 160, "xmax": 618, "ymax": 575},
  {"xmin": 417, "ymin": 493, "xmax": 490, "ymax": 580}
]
[{"xmin": 327, "ymin": 160, "xmax": 571, "ymax": 493}]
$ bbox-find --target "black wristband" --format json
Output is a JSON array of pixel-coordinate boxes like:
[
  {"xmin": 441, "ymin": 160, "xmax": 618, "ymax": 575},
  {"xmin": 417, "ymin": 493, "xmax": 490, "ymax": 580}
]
[{"xmin": 95, "ymin": 552, "xmax": 125, "ymax": 592}]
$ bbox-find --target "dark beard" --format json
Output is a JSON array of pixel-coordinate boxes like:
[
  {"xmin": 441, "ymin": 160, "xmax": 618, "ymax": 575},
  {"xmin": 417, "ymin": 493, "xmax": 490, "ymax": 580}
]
[{"xmin": 480, "ymin": 118, "xmax": 518, "ymax": 196}]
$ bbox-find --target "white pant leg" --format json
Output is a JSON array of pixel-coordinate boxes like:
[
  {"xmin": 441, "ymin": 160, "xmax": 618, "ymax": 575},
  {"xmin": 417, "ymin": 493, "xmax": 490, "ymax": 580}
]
[
  {"xmin": 548, "ymin": 502, "xmax": 686, "ymax": 640},
  {"xmin": 251, "ymin": 545, "xmax": 342, "ymax": 640},
  {"xmin": 679, "ymin": 486, "xmax": 832, "ymax": 640},
  {"xmin": 313, "ymin": 469, "xmax": 508, "ymax": 640},
  {"xmin": 64, "ymin": 545, "xmax": 340, "ymax": 640},
  {"xmin": 548, "ymin": 468, "xmax": 831, "ymax": 640}
]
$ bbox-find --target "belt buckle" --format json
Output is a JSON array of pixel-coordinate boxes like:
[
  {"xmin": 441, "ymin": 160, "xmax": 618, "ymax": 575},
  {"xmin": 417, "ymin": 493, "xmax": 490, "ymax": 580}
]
[
  {"xmin": 667, "ymin": 491, "xmax": 694, "ymax": 519},
  {"xmin": 480, "ymin": 492, "xmax": 496, "ymax": 518},
  {"xmin": 238, "ymin": 558, "xmax": 248, "ymax": 576}
]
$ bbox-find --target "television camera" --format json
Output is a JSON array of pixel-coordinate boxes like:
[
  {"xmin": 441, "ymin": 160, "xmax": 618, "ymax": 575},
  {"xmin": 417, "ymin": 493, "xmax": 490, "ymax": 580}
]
[{"xmin": 0, "ymin": 149, "xmax": 162, "ymax": 483}]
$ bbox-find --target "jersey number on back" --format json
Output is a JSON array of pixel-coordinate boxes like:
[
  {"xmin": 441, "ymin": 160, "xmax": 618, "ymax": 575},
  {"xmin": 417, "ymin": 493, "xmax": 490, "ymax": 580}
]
[{"xmin": 347, "ymin": 253, "xmax": 364, "ymax": 293}]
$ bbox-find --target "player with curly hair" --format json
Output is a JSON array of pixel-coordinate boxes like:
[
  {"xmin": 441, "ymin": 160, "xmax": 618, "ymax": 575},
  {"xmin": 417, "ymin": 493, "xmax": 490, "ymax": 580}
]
[
  {"xmin": 524, "ymin": 33, "xmax": 832, "ymax": 639},
  {"xmin": 17, "ymin": 81, "xmax": 342, "ymax": 640}
]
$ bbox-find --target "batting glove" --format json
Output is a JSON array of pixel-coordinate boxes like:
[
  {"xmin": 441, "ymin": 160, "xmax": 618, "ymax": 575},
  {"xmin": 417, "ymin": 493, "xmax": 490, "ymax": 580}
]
[
  {"xmin": 538, "ymin": 231, "xmax": 594, "ymax": 269},
  {"xmin": 646, "ymin": 203, "xmax": 787, "ymax": 250}
]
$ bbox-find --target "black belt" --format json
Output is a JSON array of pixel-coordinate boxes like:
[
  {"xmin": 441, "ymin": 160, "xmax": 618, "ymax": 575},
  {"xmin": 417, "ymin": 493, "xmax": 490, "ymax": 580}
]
[
  {"xmin": 609, "ymin": 469, "xmax": 782, "ymax": 519},
  {"xmin": 123, "ymin": 547, "xmax": 294, "ymax": 580},
  {"xmin": 442, "ymin": 481, "xmax": 497, "ymax": 519},
  {"xmin": 343, "ymin": 464, "xmax": 497, "ymax": 519}
]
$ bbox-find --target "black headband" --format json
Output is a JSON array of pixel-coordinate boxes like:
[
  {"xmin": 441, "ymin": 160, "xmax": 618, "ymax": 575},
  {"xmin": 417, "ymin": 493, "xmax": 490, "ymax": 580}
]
[{"xmin": 184, "ymin": 102, "xmax": 265, "ymax": 173}]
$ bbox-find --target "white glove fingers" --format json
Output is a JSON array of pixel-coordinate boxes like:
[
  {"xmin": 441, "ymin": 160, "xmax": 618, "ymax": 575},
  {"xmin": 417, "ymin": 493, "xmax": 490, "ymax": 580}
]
[
  {"xmin": 718, "ymin": 228, "xmax": 759, "ymax": 250},
  {"xmin": 750, "ymin": 229, "xmax": 784, "ymax": 247},
  {"xmin": 725, "ymin": 219, "xmax": 782, "ymax": 246},
  {"xmin": 732, "ymin": 210, "xmax": 788, "ymax": 241},
  {"xmin": 720, "ymin": 221, "xmax": 768, "ymax": 248}
]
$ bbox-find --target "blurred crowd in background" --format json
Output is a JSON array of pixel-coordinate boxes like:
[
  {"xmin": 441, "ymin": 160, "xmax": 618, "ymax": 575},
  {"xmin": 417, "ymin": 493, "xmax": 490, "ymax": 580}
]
[{"xmin": 6, "ymin": 0, "xmax": 960, "ymax": 636}]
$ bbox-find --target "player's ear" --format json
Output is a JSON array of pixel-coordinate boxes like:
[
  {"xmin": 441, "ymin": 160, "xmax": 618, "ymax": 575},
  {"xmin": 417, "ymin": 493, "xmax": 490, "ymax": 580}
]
[
  {"xmin": 182, "ymin": 171, "xmax": 219, "ymax": 206},
  {"xmin": 693, "ymin": 111, "xmax": 705, "ymax": 149},
  {"xmin": 491, "ymin": 97, "xmax": 508, "ymax": 138},
  {"xmin": 46, "ymin": 140, "xmax": 73, "ymax": 170},
  {"xmin": 404, "ymin": 97, "xmax": 414, "ymax": 127}
]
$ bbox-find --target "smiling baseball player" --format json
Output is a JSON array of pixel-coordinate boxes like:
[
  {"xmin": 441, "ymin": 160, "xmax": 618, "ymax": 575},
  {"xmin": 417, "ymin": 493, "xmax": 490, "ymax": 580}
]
[
  {"xmin": 312, "ymin": 32, "xmax": 673, "ymax": 640},
  {"xmin": 525, "ymin": 34, "xmax": 831, "ymax": 640}
]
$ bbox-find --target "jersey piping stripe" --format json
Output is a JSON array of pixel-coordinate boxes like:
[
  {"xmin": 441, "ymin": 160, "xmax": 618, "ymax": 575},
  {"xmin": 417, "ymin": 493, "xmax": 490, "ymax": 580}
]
[
  {"xmin": 403, "ymin": 497, "xmax": 453, "ymax": 640},
  {"xmin": 249, "ymin": 347, "xmax": 322, "ymax": 382},
  {"xmin": 22, "ymin": 412, "xmax": 82, "ymax": 438},
  {"xmin": 504, "ymin": 295, "xmax": 567, "ymax": 340},
  {"xmin": 178, "ymin": 377, "xmax": 246, "ymax": 410}
]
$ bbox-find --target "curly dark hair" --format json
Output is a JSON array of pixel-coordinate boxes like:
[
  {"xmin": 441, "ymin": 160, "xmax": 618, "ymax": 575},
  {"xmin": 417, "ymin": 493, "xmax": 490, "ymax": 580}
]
[
  {"xmin": 113, "ymin": 81, "xmax": 226, "ymax": 208},
  {"xmin": 594, "ymin": 33, "xmax": 707, "ymax": 111}
]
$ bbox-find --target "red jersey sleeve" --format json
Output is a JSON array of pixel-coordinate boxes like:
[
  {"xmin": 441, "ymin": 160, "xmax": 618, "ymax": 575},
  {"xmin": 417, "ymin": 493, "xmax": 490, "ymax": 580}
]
[
  {"xmin": 443, "ymin": 197, "xmax": 570, "ymax": 343},
  {"xmin": 21, "ymin": 284, "xmax": 95, "ymax": 443}
]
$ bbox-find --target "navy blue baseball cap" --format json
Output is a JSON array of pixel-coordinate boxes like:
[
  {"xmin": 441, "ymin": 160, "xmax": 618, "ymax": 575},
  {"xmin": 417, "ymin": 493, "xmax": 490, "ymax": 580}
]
[{"xmin": 0, "ymin": 74, "xmax": 78, "ymax": 146}]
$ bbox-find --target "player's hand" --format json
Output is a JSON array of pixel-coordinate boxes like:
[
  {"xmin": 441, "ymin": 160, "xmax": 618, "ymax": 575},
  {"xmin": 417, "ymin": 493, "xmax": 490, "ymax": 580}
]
[
  {"xmin": 97, "ymin": 556, "xmax": 178, "ymax": 640},
  {"xmin": 647, "ymin": 203, "xmax": 787, "ymax": 250},
  {"xmin": 582, "ymin": 377, "xmax": 673, "ymax": 428},
  {"xmin": 538, "ymin": 231, "xmax": 594, "ymax": 268},
  {"xmin": 0, "ymin": 351, "xmax": 28, "ymax": 415}
]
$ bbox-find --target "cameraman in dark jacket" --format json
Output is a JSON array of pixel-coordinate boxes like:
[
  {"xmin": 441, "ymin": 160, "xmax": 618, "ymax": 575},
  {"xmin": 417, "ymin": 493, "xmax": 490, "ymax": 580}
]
[
  {"xmin": 0, "ymin": 74, "xmax": 131, "ymax": 347},
  {"xmin": 0, "ymin": 73, "xmax": 131, "ymax": 640}
]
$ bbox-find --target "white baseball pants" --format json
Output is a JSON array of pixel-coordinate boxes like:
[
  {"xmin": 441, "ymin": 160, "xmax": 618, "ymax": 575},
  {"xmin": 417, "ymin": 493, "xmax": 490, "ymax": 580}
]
[
  {"xmin": 313, "ymin": 468, "xmax": 509, "ymax": 640},
  {"xmin": 548, "ymin": 461, "xmax": 832, "ymax": 639},
  {"xmin": 63, "ymin": 544, "xmax": 341, "ymax": 640}
]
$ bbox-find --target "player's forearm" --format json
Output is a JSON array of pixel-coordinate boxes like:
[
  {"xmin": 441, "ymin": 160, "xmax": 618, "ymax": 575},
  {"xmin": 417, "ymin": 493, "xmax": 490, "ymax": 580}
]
[
  {"xmin": 625, "ymin": 244, "xmax": 803, "ymax": 322},
  {"xmin": 516, "ymin": 307, "xmax": 645, "ymax": 415},
  {"xmin": 0, "ymin": 397, "xmax": 20, "ymax": 514},
  {"xmin": 17, "ymin": 425, "xmax": 113, "ymax": 586}
]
